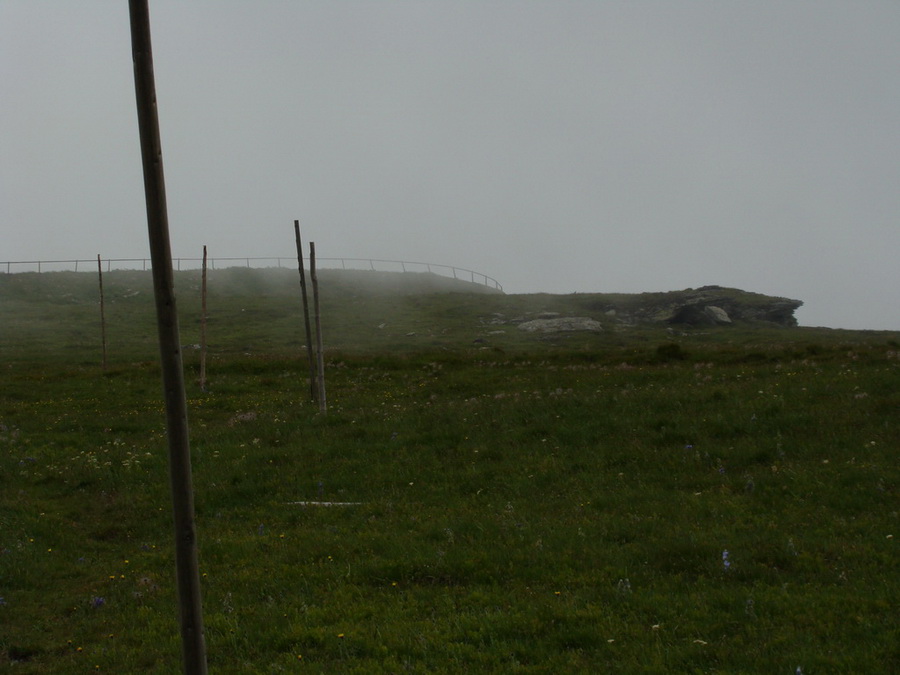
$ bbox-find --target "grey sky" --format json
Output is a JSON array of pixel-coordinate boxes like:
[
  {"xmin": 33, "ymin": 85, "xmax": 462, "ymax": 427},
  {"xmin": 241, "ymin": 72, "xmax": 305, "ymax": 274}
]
[{"xmin": 2, "ymin": 1, "xmax": 898, "ymax": 330}]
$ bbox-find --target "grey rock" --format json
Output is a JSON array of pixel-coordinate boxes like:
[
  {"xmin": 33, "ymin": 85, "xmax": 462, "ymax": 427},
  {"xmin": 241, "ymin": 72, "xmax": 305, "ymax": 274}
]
[
  {"xmin": 517, "ymin": 317, "xmax": 603, "ymax": 333},
  {"xmin": 704, "ymin": 306, "xmax": 731, "ymax": 324}
]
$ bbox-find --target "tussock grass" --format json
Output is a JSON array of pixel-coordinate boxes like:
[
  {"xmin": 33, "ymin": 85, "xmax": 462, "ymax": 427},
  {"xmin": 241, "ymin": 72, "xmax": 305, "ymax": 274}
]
[{"xmin": 1, "ymin": 270, "xmax": 898, "ymax": 672}]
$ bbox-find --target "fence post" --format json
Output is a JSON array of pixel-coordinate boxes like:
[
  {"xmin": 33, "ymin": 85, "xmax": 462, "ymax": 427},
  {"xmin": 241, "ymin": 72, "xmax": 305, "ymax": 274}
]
[
  {"xmin": 199, "ymin": 246, "xmax": 208, "ymax": 392},
  {"xmin": 98, "ymin": 255, "xmax": 108, "ymax": 371},
  {"xmin": 310, "ymin": 242, "xmax": 327, "ymax": 414},
  {"xmin": 293, "ymin": 221, "xmax": 318, "ymax": 403},
  {"xmin": 129, "ymin": 1, "xmax": 208, "ymax": 672}
]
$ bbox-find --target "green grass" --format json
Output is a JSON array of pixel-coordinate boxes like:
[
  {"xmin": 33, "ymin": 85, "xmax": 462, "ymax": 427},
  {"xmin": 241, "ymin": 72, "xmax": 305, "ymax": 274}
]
[{"xmin": 1, "ymin": 270, "xmax": 898, "ymax": 672}]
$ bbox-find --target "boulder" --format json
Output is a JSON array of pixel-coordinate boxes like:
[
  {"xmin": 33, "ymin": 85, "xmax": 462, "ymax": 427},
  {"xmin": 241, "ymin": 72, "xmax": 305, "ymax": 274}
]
[
  {"xmin": 704, "ymin": 305, "xmax": 732, "ymax": 324},
  {"xmin": 666, "ymin": 304, "xmax": 731, "ymax": 326}
]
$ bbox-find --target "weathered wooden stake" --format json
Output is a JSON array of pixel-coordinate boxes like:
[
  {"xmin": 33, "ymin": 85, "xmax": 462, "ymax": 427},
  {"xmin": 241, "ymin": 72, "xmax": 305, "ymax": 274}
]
[
  {"xmin": 128, "ymin": 1, "xmax": 208, "ymax": 672},
  {"xmin": 97, "ymin": 254, "xmax": 108, "ymax": 371},
  {"xmin": 310, "ymin": 242, "xmax": 327, "ymax": 413},
  {"xmin": 199, "ymin": 245, "xmax": 208, "ymax": 392},
  {"xmin": 293, "ymin": 221, "xmax": 317, "ymax": 402}
]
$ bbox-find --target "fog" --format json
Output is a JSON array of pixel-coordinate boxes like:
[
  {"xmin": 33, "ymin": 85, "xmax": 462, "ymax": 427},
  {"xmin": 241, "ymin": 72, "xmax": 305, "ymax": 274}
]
[{"xmin": 2, "ymin": 1, "xmax": 899, "ymax": 330}]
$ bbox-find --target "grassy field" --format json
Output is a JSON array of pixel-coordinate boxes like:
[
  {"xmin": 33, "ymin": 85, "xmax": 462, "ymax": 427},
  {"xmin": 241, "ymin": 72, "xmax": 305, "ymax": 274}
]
[{"xmin": 1, "ymin": 269, "xmax": 898, "ymax": 673}]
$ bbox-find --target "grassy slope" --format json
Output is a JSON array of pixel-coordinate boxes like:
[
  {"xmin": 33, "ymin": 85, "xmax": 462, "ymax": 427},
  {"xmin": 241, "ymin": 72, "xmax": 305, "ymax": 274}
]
[{"xmin": 1, "ymin": 269, "xmax": 898, "ymax": 673}]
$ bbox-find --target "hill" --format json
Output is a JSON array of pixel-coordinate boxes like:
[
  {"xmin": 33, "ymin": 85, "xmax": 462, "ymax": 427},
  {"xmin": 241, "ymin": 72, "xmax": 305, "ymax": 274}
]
[{"xmin": 0, "ymin": 267, "xmax": 892, "ymax": 364}]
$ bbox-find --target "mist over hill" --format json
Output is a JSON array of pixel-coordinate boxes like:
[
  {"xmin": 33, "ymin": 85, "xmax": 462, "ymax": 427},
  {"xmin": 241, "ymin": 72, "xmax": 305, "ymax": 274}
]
[
  {"xmin": 7, "ymin": 266, "xmax": 890, "ymax": 364},
  {"xmin": 0, "ymin": 266, "xmax": 800, "ymax": 326}
]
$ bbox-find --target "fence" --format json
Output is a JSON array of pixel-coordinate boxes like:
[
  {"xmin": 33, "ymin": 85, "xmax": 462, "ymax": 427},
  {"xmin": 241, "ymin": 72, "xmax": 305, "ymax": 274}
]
[{"xmin": 0, "ymin": 257, "xmax": 503, "ymax": 292}]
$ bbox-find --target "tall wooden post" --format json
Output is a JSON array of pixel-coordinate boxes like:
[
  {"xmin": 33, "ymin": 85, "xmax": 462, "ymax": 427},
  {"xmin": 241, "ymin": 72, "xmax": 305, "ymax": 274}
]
[
  {"xmin": 128, "ymin": 1, "xmax": 208, "ymax": 673},
  {"xmin": 97, "ymin": 254, "xmax": 108, "ymax": 371},
  {"xmin": 310, "ymin": 242, "xmax": 327, "ymax": 413},
  {"xmin": 293, "ymin": 221, "xmax": 318, "ymax": 402},
  {"xmin": 199, "ymin": 246, "xmax": 208, "ymax": 392}
]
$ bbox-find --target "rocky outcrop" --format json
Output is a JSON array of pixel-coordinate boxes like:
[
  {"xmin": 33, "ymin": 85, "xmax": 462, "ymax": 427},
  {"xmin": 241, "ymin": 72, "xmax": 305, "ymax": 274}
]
[
  {"xmin": 658, "ymin": 286, "xmax": 803, "ymax": 327},
  {"xmin": 507, "ymin": 286, "xmax": 804, "ymax": 333},
  {"xmin": 587, "ymin": 286, "xmax": 803, "ymax": 326}
]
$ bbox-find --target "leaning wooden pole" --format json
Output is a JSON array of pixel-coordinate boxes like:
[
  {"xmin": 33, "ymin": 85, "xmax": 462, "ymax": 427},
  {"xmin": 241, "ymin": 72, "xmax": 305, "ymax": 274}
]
[
  {"xmin": 293, "ymin": 221, "xmax": 318, "ymax": 403},
  {"xmin": 199, "ymin": 245, "xmax": 208, "ymax": 392},
  {"xmin": 128, "ymin": 1, "xmax": 208, "ymax": 673},
  {"xmin": 309, "ymin": 242, "xmax": 327, "ymax": 413},
  {"xmin": 97, "ymin": 254, "xmax": 108, "ymax": 371}
]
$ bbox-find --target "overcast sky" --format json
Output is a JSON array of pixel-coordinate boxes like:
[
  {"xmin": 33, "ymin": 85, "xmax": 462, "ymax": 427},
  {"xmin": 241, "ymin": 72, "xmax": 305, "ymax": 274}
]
[{"xmin": 2, "ymin": 1, "xmax": 898, "ymax": 330}]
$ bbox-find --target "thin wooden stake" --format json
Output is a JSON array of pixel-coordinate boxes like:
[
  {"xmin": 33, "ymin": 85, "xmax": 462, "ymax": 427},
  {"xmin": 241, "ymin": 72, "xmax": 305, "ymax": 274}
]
[
  {"xmin": 310, "ymin": 242, "xmax": 326, "ymax": 413},
  {"xmin": 97, "ymin": 254, "xmax": 108, "ymax": 371},
  {"xmin": 199, "ymin": 246, "xmax": 208, "ymax": 392},
  {"xmin": 128, "ymin": 1, "xmax": 208, "ymax": 672},
  {"xmin": 293, "ymin": 221, "xmax": 317, "ymax": 402}
]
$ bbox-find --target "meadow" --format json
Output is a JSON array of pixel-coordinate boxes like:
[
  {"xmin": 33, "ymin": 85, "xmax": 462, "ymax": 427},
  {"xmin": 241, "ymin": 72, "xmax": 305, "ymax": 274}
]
[{"xmin": 1, "ymin": 269, "xmax": 898, "ymax": 673}]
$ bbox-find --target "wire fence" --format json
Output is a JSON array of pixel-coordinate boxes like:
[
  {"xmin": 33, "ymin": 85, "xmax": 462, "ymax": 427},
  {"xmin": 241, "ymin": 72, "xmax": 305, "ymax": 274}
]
[{"xmin": 0, "ymin": 257, "xmax": 503, "ymax": 292}]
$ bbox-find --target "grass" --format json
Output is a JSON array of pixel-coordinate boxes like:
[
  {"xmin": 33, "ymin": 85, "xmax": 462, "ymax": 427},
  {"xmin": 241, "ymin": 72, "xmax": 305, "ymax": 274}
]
[{"xmin": 1, "ymin": 269, "xmax": 898, "ymax": 672}]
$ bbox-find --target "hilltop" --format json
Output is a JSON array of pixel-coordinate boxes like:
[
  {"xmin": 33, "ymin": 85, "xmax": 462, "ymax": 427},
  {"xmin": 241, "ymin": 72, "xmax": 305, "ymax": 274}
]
[{"xmin": 2, "ymin": 266, "xmax": 887, "ymax": 364}]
